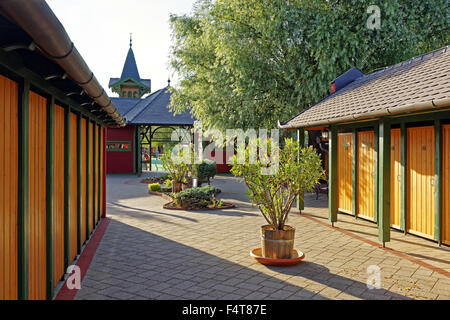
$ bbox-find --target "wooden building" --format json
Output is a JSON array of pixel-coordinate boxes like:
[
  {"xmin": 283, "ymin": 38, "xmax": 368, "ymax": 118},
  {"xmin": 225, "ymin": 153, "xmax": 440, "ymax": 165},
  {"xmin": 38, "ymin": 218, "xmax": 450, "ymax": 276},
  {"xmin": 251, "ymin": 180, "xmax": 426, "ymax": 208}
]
[
  {"xmin": 0, "ymin": 1, "xmax": 125, "ymax": 299},
  {"xmin": 279, "ymin": 47, "xmax": 450, "ymax": 246},
  {"xmin": 106, "ymin": 43, "xmax": 195, "ymax": 174}
]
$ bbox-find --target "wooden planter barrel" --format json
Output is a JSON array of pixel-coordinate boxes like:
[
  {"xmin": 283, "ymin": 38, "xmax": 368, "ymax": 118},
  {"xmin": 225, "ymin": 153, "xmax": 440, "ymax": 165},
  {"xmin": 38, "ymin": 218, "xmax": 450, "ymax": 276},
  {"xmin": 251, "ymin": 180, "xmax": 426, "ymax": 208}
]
[{"xmin": 261, "ymin": 225, "xmax": 295, "ymax": 259}]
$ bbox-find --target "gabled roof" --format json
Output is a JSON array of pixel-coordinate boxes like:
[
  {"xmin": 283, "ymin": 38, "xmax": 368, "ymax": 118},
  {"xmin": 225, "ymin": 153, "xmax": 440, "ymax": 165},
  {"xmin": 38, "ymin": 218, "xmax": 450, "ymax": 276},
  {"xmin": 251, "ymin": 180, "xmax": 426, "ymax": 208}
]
[
  {"xmin": 109, "ymin": 46, "xmax": 151, "ymax": 90},
  {"xmin": 279, "ymin": 46, "xmax": 450, "ymax": 129},
  {"xmin": 112, "ymin": 87, "xmax": 195, "ymax": 126}
]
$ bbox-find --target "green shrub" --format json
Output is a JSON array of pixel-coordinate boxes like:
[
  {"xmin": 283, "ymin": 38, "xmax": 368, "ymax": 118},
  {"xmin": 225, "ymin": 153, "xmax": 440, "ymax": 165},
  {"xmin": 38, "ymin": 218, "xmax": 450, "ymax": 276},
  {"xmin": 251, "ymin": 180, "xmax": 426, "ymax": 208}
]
[
  {"xmin": 173, "ymin": 185, "xmax": 216, "ymax": 209},
  {"xmin": 192, "ymin": 160, "xmax": 216, "ymax": 186},
  {"xmin": 164, "ymin": 179, "xmax": 172, "ymax": 188},
  {"xmin": 161, "ymin": 149, "xmax": 190, "ymax": 184},
  {"xmin": 148, "ymin": 183, "xmax": 162, "ymax": 192},
  {"xmin": 159, "ymin": 173, "xmax": 171, "ymax": 181}
]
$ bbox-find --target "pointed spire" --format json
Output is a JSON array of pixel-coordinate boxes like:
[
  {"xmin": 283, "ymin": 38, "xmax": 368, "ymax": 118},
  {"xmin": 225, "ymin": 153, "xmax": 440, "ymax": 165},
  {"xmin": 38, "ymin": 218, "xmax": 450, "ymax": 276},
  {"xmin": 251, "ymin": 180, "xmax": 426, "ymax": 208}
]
[
  {"xmin": 168, "ymin": 78, "xmax": 171, "ymax": 86},
  {"xmin": 129, "ymin": 33, "xmax": 132, "ymax": 47}
]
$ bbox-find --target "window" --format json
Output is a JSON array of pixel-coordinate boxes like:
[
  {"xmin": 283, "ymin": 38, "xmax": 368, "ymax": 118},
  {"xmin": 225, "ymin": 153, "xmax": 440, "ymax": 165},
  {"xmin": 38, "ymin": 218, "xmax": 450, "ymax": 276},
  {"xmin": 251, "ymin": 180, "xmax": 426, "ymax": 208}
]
[
  {"xmin": 106, "ymin": 141, "xmax": 132, "ymax": 152},
  {"xmin": 133, "ymin": 91, "xmax": 138, "ymax": 98},
  {"xmin": 127, "ymin": 91, "xmax": 132, "ymax": 98}
]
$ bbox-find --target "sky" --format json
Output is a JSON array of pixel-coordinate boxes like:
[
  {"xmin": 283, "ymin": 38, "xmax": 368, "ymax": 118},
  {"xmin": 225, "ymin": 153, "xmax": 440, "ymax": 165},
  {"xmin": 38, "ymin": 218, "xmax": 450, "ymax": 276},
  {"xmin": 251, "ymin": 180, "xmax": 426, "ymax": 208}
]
[{"xmin": 46, "ymin": 0, "xmax": 197, "ymax": 97}]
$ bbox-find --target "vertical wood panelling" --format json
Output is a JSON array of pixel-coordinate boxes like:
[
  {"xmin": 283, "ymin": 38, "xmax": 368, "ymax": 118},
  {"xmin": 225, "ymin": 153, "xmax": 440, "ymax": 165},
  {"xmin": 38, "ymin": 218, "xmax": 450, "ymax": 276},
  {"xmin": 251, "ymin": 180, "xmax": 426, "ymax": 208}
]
[
  {"xmin": 69, "ymin": 113, "xmax": 78, "ymax": 260},
  {"xmin": 407, "ymin": 126, "xmax": 435, "ymax": 239},
  {"xmin": 0, "ymin": 75, "xmax": 18, "ymax": 300},
  {"xmin": 357, "ymin": 131, "xmax": 375, "ymax": 220},
  {"xmin": 337, "ymin": 133, "xmax": 353, "ymax": 214},
  {"xmin": 88, "ymin": 122, "xmax": 94, "ymax": 233},
  {"xmin": 101, "ymin": 127, "xmax": 106, "ymax": 218},
  {"xmin": 53, "ymin": 105, "xmax": 65, "ymax": 284},
  {"xmin": 28, "ymin": 91, "xmax": 47, "ymax": 300},
  {"xmin": 80, "ymin": 118, "xmax": 87, "ymax": 243},
  {"xmin": 390, "ymin": 129, "xmax": 402, "ymax": 229},
  {"xmin": 443, "ymin": 125, "xmax": 450, "ymax": 245}
]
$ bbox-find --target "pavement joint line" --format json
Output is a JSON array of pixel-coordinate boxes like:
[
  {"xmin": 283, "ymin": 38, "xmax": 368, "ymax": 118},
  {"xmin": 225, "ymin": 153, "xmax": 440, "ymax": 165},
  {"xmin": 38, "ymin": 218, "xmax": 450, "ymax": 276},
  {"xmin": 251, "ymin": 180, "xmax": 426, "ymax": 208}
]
[{"xmin": 296, "ymin": 212, "xmax": 450, "ymax": 279}]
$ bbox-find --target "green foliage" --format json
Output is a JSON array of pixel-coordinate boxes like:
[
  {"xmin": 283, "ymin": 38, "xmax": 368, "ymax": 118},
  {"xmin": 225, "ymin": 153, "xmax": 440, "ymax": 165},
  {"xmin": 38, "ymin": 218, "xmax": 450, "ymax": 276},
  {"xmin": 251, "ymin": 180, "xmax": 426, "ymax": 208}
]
[
  {"xmin": 164, "ymin": 179, "xmax": 173, "ymax": 188},
  {"xmin": 231, "ymin": 138, "xmax": 325, "ymax": 229},
  {"xmin": 173, "ymin": 185, "xmax": 217, "ymax": 209},
  {"xmin": 148, "ymin": 183, "xmax": 162, "ymax": 192},
  {"xmin": 161, "ymin": 149, "xmax": 190, "ymax": 183},
  {"xmin": 159, "ymin": 173, "xmax": 172, "ymax": 181},
  {"xmin": 192, "ymin": 160, "xmax": 217, "ymax": 185},
  {"xmin": 169, "ymin": 0, "xmax": 449, "ymax": 131}
]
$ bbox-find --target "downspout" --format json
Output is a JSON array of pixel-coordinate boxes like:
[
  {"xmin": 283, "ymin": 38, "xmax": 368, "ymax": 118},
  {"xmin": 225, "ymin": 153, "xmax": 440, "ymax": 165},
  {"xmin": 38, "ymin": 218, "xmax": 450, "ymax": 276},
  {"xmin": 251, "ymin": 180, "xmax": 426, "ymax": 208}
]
[{"xmin": 0, "ymin": 0, "xmax": 125, "ymax": 127}]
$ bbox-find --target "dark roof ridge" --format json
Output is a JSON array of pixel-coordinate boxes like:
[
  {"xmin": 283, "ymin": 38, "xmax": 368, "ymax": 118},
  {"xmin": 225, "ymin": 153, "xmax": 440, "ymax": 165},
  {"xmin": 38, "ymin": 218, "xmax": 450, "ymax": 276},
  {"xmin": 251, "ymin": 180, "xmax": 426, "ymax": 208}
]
[{"xmin": 125, "ymin": 88, "xmax": 166, "ymax": 121}]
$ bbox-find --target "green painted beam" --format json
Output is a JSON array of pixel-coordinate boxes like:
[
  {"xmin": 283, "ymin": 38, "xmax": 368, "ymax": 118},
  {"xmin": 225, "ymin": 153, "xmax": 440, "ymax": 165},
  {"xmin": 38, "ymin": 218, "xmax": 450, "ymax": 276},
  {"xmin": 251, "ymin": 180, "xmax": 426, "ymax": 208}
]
[
  {"xmin": 85, "ymin": 118, "xmax": 90, "ymax": 238},
  {"xmin": 328, "ymin": 125, "xmax": 338, "ymax": 225},
  {"xmin": 92, "ymin": 121, "xmax": 97, "ymax": 228},
  {"xmin": 18, "ymin": 79, "xmax": 30, "ymax": 300},
  {"xmin": 400, "ymin": 123, "xmax": 407, "ymax": 232},
  {"xmin": 352, "ymin": 129, "xmax": 357, "ymax": 218},
  {"xmin": 45, "ymin": 95, "xmax": 55, "ymax": 300},
  {"xmin": 374, "ymin": 124, "xmax": 379, "ymax": 224},
  {"xmin": 63, "ymin": 106, "xmax": 71, "ymax": 270},
  {"xmin": 76, "ymin": 114, "xmax": 82, "ymax": 253},
  {"xmin": 378, "ymin": 120, "xmax": 391, "ymax": 245},
  {"xmin": 98, "ymin": 125, "xmax": 102, "ymax": 223},
  {"xmin": 132, "ymin": 126, "xmax": 136, "ymax": 174},
  {"xmin": 137, "ymin": 125, "xmax": 142, "ymax": 176},
  {"xmin": 434, "ymin": 120, "xmax": 442, "ymax": 245},
  {"xmin": 297, "ymin": 129, "xmax": 305, "ymax": 212}
]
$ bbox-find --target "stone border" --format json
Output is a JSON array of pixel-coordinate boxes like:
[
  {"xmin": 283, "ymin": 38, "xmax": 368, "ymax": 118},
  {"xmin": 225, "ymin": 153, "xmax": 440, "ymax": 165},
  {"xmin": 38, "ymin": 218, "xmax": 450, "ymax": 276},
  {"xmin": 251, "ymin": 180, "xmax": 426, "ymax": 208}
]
[{"xmin": 163, "ymin": 201, "xmax": 235, "ymax": 211}]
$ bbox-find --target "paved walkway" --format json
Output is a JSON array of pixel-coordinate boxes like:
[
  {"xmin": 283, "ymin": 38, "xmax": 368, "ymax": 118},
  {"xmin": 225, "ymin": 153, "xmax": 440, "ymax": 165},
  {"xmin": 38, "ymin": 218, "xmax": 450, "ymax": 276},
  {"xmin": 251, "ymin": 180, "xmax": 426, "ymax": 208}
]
[{"xmin": 73, "ymin": 174, "xmax": 450, "ymax": 300}]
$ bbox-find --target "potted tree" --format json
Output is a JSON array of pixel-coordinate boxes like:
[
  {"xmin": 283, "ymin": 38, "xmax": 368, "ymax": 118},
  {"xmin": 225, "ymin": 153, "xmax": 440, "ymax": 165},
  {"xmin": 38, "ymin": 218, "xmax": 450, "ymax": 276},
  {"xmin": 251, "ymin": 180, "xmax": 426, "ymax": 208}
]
[
  {"xmin": 161, "ymin": 149, "xmax": 191, "ymax": 193},
  {"xmin": 231, "ymin": 138, "xmax": 324, "ymax": 259}
]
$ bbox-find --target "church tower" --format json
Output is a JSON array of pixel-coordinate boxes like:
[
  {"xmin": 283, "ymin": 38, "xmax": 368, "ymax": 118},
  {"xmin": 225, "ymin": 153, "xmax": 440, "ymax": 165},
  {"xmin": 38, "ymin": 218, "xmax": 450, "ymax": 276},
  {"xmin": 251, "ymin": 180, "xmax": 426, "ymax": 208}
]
[{"xmin": 109, "ymin": 34, "xmax": 151, "ymax": 98}]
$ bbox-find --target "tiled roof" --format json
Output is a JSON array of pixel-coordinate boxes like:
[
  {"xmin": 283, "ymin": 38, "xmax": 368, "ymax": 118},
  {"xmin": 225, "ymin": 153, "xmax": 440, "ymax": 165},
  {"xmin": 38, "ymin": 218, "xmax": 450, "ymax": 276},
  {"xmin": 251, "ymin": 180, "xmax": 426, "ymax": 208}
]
[
  {"xmin": 280, "ymin": 46, "xmax": 450, "ymax": 129},
  {"xmin": 112, "ymin": 87, "xmax": 195, "ymax": 126}
]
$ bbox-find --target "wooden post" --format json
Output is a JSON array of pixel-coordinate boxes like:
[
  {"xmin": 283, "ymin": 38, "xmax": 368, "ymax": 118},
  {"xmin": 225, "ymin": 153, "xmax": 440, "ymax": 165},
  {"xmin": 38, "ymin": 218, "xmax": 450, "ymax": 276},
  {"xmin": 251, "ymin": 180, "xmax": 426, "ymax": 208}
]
[
  {"xmin": 92, "ymin": 121, "xmax": 96, "ymax": 228},
  {"xmin": 352, "ymin": 129, "xmax": 357, "ymax": 218},
  {"xmin": 400, "ymin": 123, "xmax": 407, "ymax": 232},
  {"xmin": 297, "ymin": 129, "xmax": 305, "ymax": 213},
  {"xmin": 434, "ymin": 119, "xmax": 442, "ymax": 245},
  {"xmin": 378, "ymin": 120, "xmax": 391, "ymax": 246},
  {"xmin": 97, "ymin": 125, "xmax": 102, "ymax": 223},
  {"xmin": 329, "ymin": 125, "xmax": 338, "ymax": 226},
  {"xmin": 76, "ymin": 114, "xmax": 82, "ymax": 253},
  {"xmin": 18, "ymin": 79, "xmax": 30, "ymax": 300},
  {"xmin": 102, "ymin": 127, "xmax": 107, "ymax": 218},
  {"xmin": 137, "ymin": 125, "xmax": 142, "ymax": 176},
  {"xmin": 85, "ymin": 118, "xmax": 90, "ymax": 237},
  {"xmin": 374, "ymin": 124, "xmax": 379, "ymax": 223},
  {"xmin": 63, "ymin": 106, "xmax": 70, "ymax": 271},
  {"xmin": 45, "ymin": 95, "xmax": 54, "ymax": 299}
]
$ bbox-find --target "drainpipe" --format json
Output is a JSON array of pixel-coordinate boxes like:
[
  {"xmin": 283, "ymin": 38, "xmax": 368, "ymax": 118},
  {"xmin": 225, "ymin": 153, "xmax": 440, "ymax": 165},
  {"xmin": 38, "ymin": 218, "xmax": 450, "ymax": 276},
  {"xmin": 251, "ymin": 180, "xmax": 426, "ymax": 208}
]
[{"xmin": 0, "ymin": 0, "xmax": 126, "ymax": 127}]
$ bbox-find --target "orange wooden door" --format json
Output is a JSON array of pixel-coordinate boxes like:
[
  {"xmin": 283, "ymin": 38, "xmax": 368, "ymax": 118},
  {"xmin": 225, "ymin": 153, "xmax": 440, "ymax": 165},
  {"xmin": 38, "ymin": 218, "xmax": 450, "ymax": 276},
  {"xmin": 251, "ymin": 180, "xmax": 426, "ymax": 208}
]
[
  {"xmin": 81, "ymin": 118, "xmax": 87, "ymax": 244},
  {"xmin": 443, "ymin": 125, "xmax": 450, "ymax": 245},
  {"xmin": 390, "ymin": 129, "xmax": 402, "ymax": 229},
  {"xmin": 0, "ymin": 74, "xmax": 18, "ymax": 300},
  {"xmin": 338, "ymin": 132, "xmax": 353, "ymax": 214},
  {"xmin": 407, "ymin": 126, "xmax": 435, "ymax": 239},
  {"xmin": 357, "ymin": 131, "xmax": 375, "ymax": 220},
  {"xmin": 69, "ymin": 113, "xmax": 78, "ymax": 261},
  {"xmin": 28, "ymin": 91, "xmax": 47, "ymax": 300},
  {"xmin": 53, "ymin": 105, "xmax": 65, "ymax": 284}
]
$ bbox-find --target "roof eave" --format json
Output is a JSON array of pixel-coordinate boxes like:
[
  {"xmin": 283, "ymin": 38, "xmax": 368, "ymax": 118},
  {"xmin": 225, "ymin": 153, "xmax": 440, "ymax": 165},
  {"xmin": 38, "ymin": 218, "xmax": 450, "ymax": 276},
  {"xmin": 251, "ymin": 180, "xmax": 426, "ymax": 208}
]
[{"xmin": 278, "ymin": 97, "xmax": 450, "ymax": 129}]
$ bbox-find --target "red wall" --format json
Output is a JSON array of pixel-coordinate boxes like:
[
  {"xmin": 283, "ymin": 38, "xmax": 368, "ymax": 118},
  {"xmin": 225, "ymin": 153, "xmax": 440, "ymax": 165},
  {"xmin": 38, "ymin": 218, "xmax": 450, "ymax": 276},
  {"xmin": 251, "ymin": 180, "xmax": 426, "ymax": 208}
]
[{"xmin": 106, "ymin": 126, "xmax": 135, "ymax": 173}]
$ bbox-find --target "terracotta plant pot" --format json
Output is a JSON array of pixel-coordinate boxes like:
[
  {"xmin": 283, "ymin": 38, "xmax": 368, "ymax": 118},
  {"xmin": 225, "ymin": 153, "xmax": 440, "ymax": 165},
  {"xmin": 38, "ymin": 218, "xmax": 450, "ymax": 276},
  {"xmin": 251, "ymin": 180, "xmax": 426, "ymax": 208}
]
[
  {"xmin": 261, "ymin": 225, "xmax": 295, "ymax": 259},
  {"xmin": 172, "ymin": 182, "xmax": 183, "ymax": 193}
]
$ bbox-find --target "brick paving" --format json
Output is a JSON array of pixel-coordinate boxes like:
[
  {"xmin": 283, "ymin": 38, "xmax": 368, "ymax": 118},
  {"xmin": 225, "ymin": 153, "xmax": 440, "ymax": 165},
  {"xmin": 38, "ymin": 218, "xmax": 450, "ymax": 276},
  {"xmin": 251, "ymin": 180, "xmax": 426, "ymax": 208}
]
[{"xmin": 72, "ymin": 174, "xmax": 450, "ymax": 300}]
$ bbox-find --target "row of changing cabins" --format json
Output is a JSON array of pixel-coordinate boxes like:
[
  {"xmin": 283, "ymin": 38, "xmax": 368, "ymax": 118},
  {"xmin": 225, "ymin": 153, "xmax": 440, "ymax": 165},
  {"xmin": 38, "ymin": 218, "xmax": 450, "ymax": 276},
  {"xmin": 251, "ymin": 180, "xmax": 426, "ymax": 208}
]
[
  {"xmin": 0, "ymin": 1, "xmax": 126, "ymax": 300},
  {"xmin": 281, "ymin": 46, "xmax": 450, "ymax": 246}
]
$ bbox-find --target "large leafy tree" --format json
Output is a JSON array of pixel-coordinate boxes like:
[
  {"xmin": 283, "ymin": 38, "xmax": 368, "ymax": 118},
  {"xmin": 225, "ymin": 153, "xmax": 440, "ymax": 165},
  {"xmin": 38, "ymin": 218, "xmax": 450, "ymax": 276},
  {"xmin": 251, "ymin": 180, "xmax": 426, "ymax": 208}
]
[{"xmin": 169, "ymin": 0, "xmax": 449, "ymax": 131}]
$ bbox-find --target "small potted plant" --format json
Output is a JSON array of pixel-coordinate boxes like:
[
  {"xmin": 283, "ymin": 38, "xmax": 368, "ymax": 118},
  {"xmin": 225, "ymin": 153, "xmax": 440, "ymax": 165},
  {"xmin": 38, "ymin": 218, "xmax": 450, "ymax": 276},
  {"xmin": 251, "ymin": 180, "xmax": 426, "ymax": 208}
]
[
  {"xmin": 161, "ymin": 149, "xmax": 190, "ymax": 193},
  {"xmin": 231, "ymin": 138, "xmax": 324, "ymax": 259}
]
